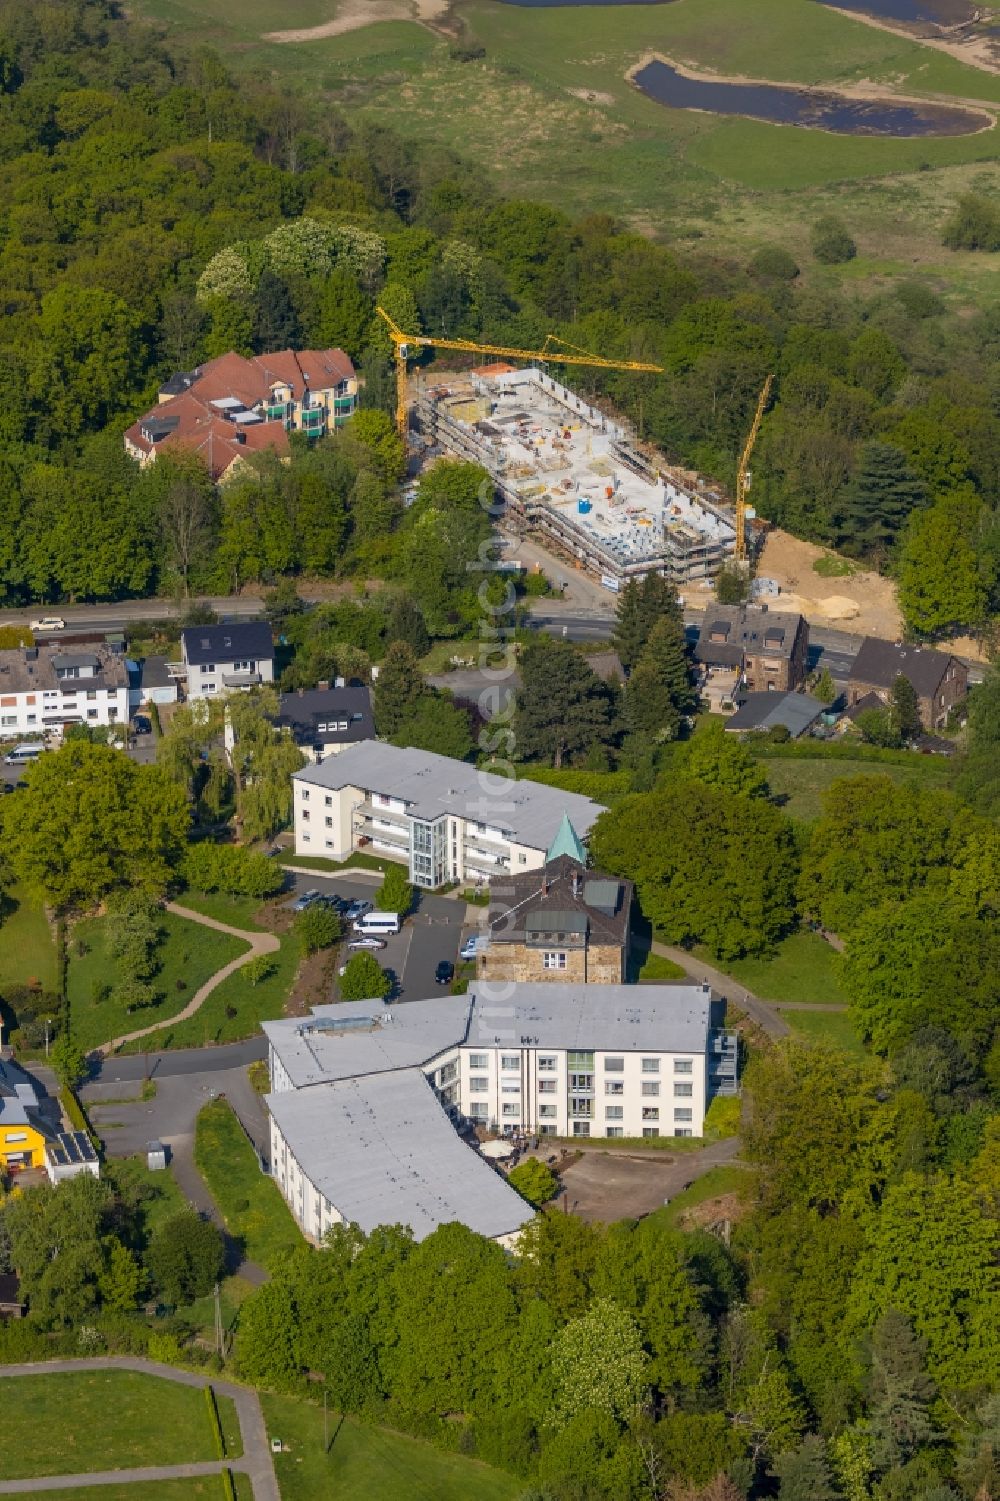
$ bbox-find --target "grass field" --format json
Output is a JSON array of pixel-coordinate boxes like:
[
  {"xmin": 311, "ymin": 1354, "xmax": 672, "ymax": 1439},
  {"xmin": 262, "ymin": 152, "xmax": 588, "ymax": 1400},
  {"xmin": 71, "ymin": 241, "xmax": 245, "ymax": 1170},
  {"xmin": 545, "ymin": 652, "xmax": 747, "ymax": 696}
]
[
  {"xmin": 261, "ymin": 1393, "xmax": 521, "ymax": 1501},
  {"xmin": 638, "ymin": 949, "xmax": 687, "ymax": 982},
  {"xmin": 0, "ymin": 1482, "xmax": 253, "ymax": 1501},
  {"xmin": 656, "ymin": 1163, "xmax": 747, "ymax": 1227},
  {"xmin": 194, "ymin": 1098, "xmax": 301, "ymax": 1269},
  {"xmin": 131, "ymin": 0, "xmax": 1000, "ymax": 304},
  {"xmin": 104, "ymin": 1157, "xmax": 189, "ymax": 1236},
  {"xmin": 699, "ymin": 929, "xmax": 848, "ymax": 1005},
  {"xmin": 67, "ymin": 910, "xmax": 247, "ymax": 1052},
  {"xmin": 0, "ymin": 1370, "xmax": 239, "ymax": 1481},
  {"xmin": 764, "ymin": 754, "xmax": 954, "ymax": 821},
  {"xmin": 0, "ymin": 884, "xmax": 58, "ymax": 994},
  {"xmin": 783, "ymin": 1005, "xmax": 865, "ymax": 1053}
]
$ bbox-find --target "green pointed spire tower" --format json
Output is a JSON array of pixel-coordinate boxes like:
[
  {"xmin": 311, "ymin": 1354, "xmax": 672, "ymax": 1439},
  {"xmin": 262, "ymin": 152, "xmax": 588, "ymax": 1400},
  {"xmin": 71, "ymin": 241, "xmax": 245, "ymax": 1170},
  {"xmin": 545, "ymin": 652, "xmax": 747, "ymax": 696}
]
[{"xmin": 546, "ymin": 812, "xmax": 587, "ymax": 866}]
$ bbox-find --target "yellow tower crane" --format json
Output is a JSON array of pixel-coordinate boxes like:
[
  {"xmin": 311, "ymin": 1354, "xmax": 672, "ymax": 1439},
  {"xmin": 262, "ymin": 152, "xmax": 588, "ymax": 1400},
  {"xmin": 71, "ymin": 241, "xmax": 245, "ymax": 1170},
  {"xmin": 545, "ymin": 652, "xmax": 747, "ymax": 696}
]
[
  {"xmin": 734, "ymin": 374, "xmax": 774, "ymax": 567},
  {"xmin": 375, "ymin": 305, "xmax": 664, "ymax": 440}
]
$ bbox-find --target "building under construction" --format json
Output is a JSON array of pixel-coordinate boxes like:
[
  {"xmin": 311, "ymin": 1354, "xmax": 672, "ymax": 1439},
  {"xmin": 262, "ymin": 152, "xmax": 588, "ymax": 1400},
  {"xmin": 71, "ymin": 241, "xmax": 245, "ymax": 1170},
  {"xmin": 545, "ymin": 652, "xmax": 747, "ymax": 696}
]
[{"xmin": 415, "ymin": 366, "xmax": 741, "ymax": 588}]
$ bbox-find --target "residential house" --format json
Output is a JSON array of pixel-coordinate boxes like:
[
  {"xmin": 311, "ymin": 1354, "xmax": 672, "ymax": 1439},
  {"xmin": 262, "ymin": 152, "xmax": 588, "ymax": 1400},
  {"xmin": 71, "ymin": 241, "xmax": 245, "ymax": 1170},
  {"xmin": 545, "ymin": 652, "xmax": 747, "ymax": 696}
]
[
  {"xmin": 694, "ymin": 604, "xmax": 809, "ymax": 710},
  {"xmin": 179, "ymin": 622, "xmax": 274, "ymax": 701},
  {"xmin": 0, "ymin": 1274, "xmax": 25, "ymax": 1319},
  {"xmin": 847, "ymin": 637, "xmax": 968, "ymax": 731},
  {"xmin": 291, "ymin": 740, "xmax": 606, "ymax": 888},
  {"xmin": 262, "ymin": 983, "xmax": 737, "ymax": 1242},
  {"xmin": 274, "ymin": 684, "xmax": 374, "ymax": 763},
  {"xmin": 0, "ymin": 1057, "xmax": 54, "ymax": 1170},
  {"xmin": 45, "ymin": 1131, "xmax": 100, "ymax": 1184},
  {"xmin": 136, "ymin": 656, "xmax": 180, "ymax": 708},
  {"xmin": 724, "ymin": 690, "xmax": 824, "ymax": 739},
  {"xmin": 124, "ymin": 348, "xmax": 357, "ymax": 483},
  {"xmin": 478, "ymin": 833, "xmax": 633, "ymax": 985},
  {"xmin": 0, "ymin": 642, "xmax": 130, "ymax": 739}
]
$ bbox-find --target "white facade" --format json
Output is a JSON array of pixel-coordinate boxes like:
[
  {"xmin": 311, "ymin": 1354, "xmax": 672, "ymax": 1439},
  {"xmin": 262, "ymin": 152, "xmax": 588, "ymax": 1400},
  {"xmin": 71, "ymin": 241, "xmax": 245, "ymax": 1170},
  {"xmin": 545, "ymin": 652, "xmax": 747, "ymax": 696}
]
[
  {"xmin": 0, "ymin": 649, "xmax": 129, "ymax": 739},
  {"xmin": 292, "ymin": 741, "xmax": 605, "ymax": 889},
  {"xmin": 183, "ymin": 652, "xmax": 274, "ymax": 700},
  {"xmin": 457, "ymin": 1040, "xmax": 707, "ymax": 1139}
]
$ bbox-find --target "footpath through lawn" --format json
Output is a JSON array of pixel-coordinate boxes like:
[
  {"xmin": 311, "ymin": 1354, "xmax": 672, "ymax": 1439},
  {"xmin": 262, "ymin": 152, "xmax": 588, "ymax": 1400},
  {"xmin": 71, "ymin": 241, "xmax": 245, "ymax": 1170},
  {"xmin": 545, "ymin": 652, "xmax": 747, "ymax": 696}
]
[{"xmin": 0, "ymin": 1369, "xmax": 240, "ymax": 1481}]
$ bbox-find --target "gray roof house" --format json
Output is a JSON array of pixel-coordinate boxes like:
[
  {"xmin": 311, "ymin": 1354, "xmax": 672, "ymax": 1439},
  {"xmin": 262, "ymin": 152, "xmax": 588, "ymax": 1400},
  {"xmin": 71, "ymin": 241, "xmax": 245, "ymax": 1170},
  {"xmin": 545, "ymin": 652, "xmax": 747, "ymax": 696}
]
[
  {"xmin": 725, "ymin": 690, "xmax": 824, "ymax": 739},
  {"xmin": 275, "ymin": 684, "xmax": 374, "ymax": 761}
]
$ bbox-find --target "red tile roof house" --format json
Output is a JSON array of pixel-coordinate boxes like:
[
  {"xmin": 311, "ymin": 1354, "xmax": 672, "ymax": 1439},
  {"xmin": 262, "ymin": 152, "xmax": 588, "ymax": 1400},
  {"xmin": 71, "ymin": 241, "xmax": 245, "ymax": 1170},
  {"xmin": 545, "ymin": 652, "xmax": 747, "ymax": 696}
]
[{"xmin": 124, "ymin": 348, "xmax": 357, "ymax": 483}]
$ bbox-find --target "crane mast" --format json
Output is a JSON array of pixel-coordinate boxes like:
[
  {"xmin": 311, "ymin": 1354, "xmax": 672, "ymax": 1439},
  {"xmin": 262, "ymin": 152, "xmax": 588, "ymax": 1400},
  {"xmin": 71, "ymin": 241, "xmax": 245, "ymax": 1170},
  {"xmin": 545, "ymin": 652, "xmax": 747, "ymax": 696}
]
[{"xmin": 734, "ymin": 374, "xmax": 773, "ymax": 566}]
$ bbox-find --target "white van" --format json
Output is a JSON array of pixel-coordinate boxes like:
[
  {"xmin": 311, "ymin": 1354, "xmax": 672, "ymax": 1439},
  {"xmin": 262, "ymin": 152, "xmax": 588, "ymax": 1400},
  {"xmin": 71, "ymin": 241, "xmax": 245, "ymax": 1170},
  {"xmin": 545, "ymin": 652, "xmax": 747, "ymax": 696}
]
[
  {"xmin": 4, "ymin": 742, "xmax": 46, "ymax": 766},
  {"xmin": 352, "ymin": 911, "xmax": 401, "ymax": 937}
]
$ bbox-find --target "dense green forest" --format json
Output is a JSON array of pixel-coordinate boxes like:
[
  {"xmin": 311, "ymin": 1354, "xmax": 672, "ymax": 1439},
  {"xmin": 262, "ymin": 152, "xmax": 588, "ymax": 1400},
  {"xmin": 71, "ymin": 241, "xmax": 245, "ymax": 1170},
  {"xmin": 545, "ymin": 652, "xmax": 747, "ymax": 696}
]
[{"xmin": 0, "ymin": 0, "xmax": 998, "ymax": 638}]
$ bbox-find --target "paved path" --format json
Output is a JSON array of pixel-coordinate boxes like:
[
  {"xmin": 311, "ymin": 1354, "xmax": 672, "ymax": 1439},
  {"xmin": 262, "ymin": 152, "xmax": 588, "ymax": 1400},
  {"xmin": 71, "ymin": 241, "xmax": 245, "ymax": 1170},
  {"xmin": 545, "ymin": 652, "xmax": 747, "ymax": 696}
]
[
  {"xmin": 0, "ymin": 1358, "xmax": 278, "ymax": 1501},
  {"xmin": 99, "ymin": 903, "xmax": 280, "ymax": 1056},
  {"xmin": 650, "ymin": 941, "xmax": 790, "ymax": 1039}
]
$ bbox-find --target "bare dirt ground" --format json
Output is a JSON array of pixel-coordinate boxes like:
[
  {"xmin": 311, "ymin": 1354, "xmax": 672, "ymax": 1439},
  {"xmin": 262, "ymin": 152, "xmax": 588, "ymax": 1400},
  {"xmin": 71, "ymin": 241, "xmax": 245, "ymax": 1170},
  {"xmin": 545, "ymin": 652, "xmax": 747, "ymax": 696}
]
[
  {"xmin": 685, "ymin": 527, "xmax": 905, "ymax": 639},
  {"xmin": 263, "ymin": 0, "xmax": 447, "ymax": 42}
]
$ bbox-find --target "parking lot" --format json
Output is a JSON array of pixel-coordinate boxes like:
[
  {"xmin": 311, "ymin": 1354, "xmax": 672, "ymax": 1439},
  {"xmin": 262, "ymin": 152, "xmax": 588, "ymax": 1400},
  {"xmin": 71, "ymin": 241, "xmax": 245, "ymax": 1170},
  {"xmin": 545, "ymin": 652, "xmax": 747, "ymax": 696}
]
[{"xmin": 283, "ymin": 869, "xmax": 474, "ymax": 1004}]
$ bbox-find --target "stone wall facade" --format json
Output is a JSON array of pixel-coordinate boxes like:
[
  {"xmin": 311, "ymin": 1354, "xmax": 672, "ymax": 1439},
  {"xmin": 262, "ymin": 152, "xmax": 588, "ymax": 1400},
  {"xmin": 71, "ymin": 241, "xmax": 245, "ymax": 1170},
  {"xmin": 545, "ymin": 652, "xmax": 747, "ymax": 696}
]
[{"xmin": 478, "ymin": 941, "xmax": 625, "ymax": 986}]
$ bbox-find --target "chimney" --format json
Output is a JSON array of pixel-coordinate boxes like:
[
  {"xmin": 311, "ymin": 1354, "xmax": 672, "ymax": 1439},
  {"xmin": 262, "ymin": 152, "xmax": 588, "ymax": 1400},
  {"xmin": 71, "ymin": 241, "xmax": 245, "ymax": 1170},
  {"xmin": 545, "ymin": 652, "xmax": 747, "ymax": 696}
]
[{"xmin": 317, "ymin": 680, "xmax": 330, "ymax": 692}]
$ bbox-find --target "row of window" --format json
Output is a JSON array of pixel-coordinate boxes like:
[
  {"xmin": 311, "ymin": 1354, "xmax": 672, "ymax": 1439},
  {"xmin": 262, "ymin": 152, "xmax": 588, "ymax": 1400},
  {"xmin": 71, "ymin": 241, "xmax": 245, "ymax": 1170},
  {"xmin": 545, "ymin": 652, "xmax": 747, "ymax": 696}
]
[
  {"xmin": 2, "ymin": 707, "xmax": 118, "ymax": 728},
  {"xmin": 468, "ymin": 1053, "xmax": 694, "ymax": 1074},
  {"xmin": 468, "ymin": 1077, "xmax": 695, "ymax": 1099}
]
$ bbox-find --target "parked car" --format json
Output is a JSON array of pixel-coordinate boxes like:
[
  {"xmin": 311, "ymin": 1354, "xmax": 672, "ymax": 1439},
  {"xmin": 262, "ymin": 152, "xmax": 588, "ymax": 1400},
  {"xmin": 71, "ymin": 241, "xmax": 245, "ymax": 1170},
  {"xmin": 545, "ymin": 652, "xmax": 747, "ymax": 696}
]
[
  {"xmin": 343, "ymin": 898, "xmax": 373, "ymax": 922},
  {"xmin": 347, "ymin": 936, "xmax": 387, "ymax": 953},
  {"xmin": 29, "ymin": 617, "xmax": 65, "ymax": 632},
  {"xmin": 319, "ymin": 893, "xmax": 347, "ymax": 912},
  {"xmin": 290, "ymin": 889, "xmax": 322, "ymax": 913},
  {"xmin": 435, "ymin": 960, "xmax": 455, "ymax": 986},
  {"xmin": 459, "ymin": 935, "xmax": 483, "ymax": 962},
  {"xmin": 132, "ymin": 714, "xmax": 151, "ymax": 735}
]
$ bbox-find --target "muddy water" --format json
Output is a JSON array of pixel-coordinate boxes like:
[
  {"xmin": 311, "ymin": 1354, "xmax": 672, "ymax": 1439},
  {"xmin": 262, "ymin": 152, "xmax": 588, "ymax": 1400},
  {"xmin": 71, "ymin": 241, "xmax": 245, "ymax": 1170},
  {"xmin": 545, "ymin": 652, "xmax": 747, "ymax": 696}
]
[{"xmin": 633, "ymin": 60, "xmax": 988, "ymax": 135}]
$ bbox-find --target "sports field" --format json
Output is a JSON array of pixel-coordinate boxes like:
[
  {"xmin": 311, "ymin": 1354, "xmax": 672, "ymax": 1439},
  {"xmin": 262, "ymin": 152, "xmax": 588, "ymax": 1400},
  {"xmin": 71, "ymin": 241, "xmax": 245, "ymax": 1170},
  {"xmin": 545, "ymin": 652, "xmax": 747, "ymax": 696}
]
[{"xmin": 132, "ymin": 0, "xmax": 1000, "ymax": 304}]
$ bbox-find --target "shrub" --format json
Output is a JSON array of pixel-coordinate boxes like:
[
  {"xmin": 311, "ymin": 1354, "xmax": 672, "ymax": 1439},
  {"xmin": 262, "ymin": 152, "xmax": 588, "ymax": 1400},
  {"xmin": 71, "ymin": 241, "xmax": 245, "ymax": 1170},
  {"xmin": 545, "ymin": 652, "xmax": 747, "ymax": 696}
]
[
  {"xmin": 339, "ymin": 953, "xmax": 392, "ymax": 1002},
  {"xmin": 182, "ymin": 843, "xmax": 284, "ymax": 899},
  {"xmin": 508, "ymin": 1158, "xmax": 558, "ymax": 1206},
  {"xmin": 942, "ymin": 192, "xmax": 1000, "ymax": 251},
  {"xmin": 749, "ymin": 245, "xmax": 799, "ymax": 281},
  {"xmin": 377, "ymin": 864, "xmax": 413, "ymax": 916},
  {"xmin": 295, "ymin": 903, "xmax": 341, "ymax": 954},
  {"xmin": 811, "ymin": 215, "xmax": 857, "ymax": 264}
]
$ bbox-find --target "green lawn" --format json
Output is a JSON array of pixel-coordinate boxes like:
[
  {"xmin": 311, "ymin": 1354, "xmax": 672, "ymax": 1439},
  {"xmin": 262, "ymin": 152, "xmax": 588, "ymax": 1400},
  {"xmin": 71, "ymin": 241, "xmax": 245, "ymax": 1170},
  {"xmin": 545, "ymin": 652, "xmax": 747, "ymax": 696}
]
[
  {"xmin": 655, "ymin": 1164, "xmax": 748, "ymax": 1228},
  {"xmin": 68, "ymin": 910, "xmax": 247, "ymax": 1052},
  {"xmin": 104, "ymin": 1157, "xmax": 189, "ymax": 1237},
  {"xmin": 698, "ymin": 929, "xmax": 848, "ymax": 1006},
  {"xmin": 194, "ymin": 1098, "xmax": 301, "ymax": 1270},
  {"xmin": 0, "ymin": 1370, "xmax": 239, "ymax": 1480},
  {"xmin": 0, "ymin": 884, "xmax": 58, "ymax": 993},
  {"xmin": 783, "ymin": 1006, "xmax": 865, "ymax": 1054},
  {"xmin": 177, "ymin": 892, "xmax": 271, "ymax": 929},
  {"xmin": 123, "ymin": 925, "xmax": 301, "ymax": 1051},
  {"xmin": 637, "ymin": 950, "xmax": 687, "ymax": 982},
  {"xmin": 0, "ymin": 1483, "xmax": 252, "ymax": 1501},
  {"xmin": 261, "ymin": 1393, "xmax": 520, "ymax": 1501},
  {"xmin": 764, "ymin": 755, "xmax": 953, "ymax": 821}
]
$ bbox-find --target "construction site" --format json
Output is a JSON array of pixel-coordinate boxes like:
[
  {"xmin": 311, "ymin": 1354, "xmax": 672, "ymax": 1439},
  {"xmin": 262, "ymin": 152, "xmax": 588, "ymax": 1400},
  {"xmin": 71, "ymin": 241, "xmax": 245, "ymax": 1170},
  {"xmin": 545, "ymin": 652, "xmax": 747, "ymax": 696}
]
[{"xmin": 413, "ymin": 366, "xmax": 742, "ymax": 589}]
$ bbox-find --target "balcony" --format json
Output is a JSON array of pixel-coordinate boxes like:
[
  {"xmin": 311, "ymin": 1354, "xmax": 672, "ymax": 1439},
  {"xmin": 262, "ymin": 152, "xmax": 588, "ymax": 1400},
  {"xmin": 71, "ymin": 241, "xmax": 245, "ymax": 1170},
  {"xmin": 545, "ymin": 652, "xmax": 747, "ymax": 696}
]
[{"xmin": 354, "ymin": 815, "xmax": 409, "ymax": 851}]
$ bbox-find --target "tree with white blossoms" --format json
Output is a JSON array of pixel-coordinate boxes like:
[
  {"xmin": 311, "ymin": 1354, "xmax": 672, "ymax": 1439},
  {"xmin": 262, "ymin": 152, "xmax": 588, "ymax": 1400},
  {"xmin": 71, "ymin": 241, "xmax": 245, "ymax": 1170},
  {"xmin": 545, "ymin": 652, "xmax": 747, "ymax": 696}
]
[
  {"xmin": 549, "ymin": 1297, "xmax": 650, "ymax": 1426},
  {"xmin": 335, "ymin": 224, "xmax": 387, "ymax": 290},
  {"xmin": 263, "ymin": 217, "xmax": 340, "ymax": 280},
  {"xmin": 196, "ymin": 243, "xmax": 254, "ymax": 303}
]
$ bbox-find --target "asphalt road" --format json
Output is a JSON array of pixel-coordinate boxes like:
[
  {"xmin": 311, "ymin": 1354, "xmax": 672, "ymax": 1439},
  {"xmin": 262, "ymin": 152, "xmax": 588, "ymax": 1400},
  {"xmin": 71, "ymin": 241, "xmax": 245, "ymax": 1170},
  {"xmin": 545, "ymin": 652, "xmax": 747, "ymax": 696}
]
[{"xmin": 283, "ymin": 869, "xmax": 469, "ymax": 1004}]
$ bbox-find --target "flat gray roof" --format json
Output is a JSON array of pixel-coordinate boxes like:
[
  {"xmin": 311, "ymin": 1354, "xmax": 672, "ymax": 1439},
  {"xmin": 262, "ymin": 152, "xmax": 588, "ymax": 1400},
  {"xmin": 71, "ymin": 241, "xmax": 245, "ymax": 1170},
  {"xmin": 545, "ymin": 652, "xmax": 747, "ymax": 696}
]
[
  {"xmin": 468, "ymin": 981, "xmax": 715, "ymax": 1054},
  {"xmin": 263, "ymin": 997, "xmax": 472, "ymax": 1089},
  {"xmin": 293, "ymin": 741, "xmax": 606, "ymax": 851},
  {"xmin": 266, "ymin": 1069, "xmax": 534, "ymax": 1242}
]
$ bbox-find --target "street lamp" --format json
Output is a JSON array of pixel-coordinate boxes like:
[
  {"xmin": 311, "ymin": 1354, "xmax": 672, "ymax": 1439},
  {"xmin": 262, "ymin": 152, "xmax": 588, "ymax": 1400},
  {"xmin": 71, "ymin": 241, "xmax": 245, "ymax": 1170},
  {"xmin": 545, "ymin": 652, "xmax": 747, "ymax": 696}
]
[{"xmin": 44, "ymin": 1018, "xmax": 53, "ymax": 1058}]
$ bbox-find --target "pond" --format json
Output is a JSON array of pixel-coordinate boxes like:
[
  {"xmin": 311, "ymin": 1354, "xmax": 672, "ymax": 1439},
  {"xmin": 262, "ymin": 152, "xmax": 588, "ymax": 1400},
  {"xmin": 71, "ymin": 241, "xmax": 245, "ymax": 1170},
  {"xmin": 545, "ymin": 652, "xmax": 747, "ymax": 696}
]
[
  {"xmin": 632, "ymin": 60, "xmax": 989, "ymax": 136},
  {"xmin": 814, "ymin": 0, "xmax": 975, "ymax": 24}
]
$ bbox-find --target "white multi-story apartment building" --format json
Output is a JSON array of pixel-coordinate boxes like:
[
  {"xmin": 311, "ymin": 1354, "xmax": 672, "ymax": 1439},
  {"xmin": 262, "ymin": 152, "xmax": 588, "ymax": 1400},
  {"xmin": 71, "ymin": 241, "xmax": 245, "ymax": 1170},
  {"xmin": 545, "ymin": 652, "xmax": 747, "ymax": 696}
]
[
  {"xmin": 262, "ymin": 983, "xmax": 737, "ymax": 1245},
  {"xmin": 291, "ymin": 740, "xmax": 606, "ymax": 888},
  {"xmin": 0, "ymin": 643, "xmax": 130, "ymax": 739},
  {"xmin": 180, "ymin": 622, "xmax": 274, "ymax": 701}
]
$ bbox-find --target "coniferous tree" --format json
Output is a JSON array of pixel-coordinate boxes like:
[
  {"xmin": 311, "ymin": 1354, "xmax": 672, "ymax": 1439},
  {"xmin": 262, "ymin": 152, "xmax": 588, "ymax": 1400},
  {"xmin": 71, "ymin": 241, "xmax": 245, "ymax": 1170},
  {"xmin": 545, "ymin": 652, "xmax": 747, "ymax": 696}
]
[
  {"xmin": 386, "ymin": 595, "xmax": 430, "ymax": 658},
  {"xmin": 373, "ymin": 640, "xmax": 425, "ymax": 736},
  {"xmin": 868, "ymin": 1310, "xmax": 937, "ymax": 1471},
  {"xmin": 891, "ymin": 674, "xmax": 921, "ymax": 742},
  {"xmin": 624, "ymin": 615, "xmax": 695, "ymax": 742},
  {"xmin": 835, "ymin": 443, "xmax": 926, "ymax": 557},
  {"xmin": 514, "ymin": 637, "xmax": 615, "ymax": 767},
  {"xmin": 612, "ymin": 572, "xmax": 683, "ymax": 673},
  {"xmin": 771, "ymin": 1434, "xmax": 839, "ymax": 1501},
  {"xmin": 252, "ymin": 269, "xmax": 300, "ymax": 354}
]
